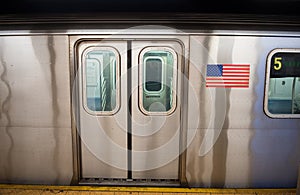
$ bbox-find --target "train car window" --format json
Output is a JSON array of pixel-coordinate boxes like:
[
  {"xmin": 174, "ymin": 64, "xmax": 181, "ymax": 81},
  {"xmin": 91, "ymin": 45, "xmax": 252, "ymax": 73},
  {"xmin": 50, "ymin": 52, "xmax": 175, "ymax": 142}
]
[
  {"xmin": 83, "ymin": 47, "xmax": 119, "ymax": 115},
  {"xmin": 145, "ymin": 57, "xmax": 163, "ymax": 92},
  {"xmin": 265, "ymin": 49, "xmax": 300, "ymax": 118},
  {"xmin": 139, "ymin": 47, "xmax": 177, "ymax": 115}
]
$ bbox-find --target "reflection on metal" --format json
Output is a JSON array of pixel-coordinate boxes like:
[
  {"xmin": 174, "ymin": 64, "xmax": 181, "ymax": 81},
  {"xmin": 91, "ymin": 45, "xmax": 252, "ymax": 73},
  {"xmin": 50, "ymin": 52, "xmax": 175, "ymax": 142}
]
[
  {"xmin": 48, "ymin": 36, "xmax": 61, "ymax": 184},
  {"xmin": 31, "ymin": 36, "xmax": 61, "ymax": 184},
  {"xmin": 0, "ymin": 47, "xmax": 13, "ymax": 182},
  {"xmin": 210, "ymin": 38, "xmax": 235, "ymax": 188},
  {"xmin": 0, "ymin": 36, "xmax": 72, "ymax": 185}
]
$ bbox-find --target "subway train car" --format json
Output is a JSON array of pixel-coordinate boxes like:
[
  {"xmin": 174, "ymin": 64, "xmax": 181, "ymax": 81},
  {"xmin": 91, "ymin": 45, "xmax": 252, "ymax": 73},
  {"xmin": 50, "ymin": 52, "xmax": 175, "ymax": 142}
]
[{"xmin": 0, "ymin": 1, "xmax": 300, "ymax": 190}]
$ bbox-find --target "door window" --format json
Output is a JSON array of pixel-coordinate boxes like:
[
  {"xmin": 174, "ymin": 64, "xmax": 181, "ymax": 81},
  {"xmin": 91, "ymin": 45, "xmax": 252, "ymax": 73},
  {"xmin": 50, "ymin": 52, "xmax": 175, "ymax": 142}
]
[
  {"xmin": 139, "ymin": 47, "xmax": 177, "ymax": 114},
  {"xmin": 144, "ymin": 56, "xmax": 163, "ymax": 92},
  {"xmin": 82, "ymin": 47, "xmax": 119, "ymax": 115}
]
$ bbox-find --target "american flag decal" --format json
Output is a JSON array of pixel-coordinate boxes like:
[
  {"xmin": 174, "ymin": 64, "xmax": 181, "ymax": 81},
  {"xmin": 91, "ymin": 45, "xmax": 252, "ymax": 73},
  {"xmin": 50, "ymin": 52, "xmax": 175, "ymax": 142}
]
[{"xmin": 206, "ymin": 64, "xmax": 250, "ymax": 88}]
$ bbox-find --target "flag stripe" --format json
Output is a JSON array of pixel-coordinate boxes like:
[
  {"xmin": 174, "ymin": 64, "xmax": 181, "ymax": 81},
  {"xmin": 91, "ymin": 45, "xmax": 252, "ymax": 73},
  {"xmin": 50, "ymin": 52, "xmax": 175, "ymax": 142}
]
[
  {"xmin": 206, "ymin": 83, "xmax": 249, "ymax": 86},
  {"xmin": 221, "ymin": 74, "xmax": 249, "ymax": 77},
  {"xmin": 223, "ymin": 72, "xmax": 249, "ymax": 74},
  {"xmin": 206, "ymin": 85, "xmax": 249, "ymax": 88},
  {"xmin": 206, "ymin": 82, "xmax": 249, "ymax": 84},
  {"xmin": 223, "ymin": 64, "xmax": 250, "ymax": 67},
  {"xmin": 206, "ymin": 83, "xmax": 249, "ymax": 85},
  {"xmin": 223, "ymin": 69, "xmax": 250, "ymax": 71},
  {"xmin": 223, "ymin": 68, "xmax": 250, "ymax": 71},
  {"xmin": 206, "ymin": 78, "xmax": 249, "ymax": 80}
]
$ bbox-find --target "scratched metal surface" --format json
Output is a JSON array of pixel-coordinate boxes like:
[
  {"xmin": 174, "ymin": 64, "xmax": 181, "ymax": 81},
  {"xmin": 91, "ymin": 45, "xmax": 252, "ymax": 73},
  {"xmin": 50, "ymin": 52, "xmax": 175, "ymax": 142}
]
[{"xmin": 0, "ymin": 36, "xmax": 73, "ymax": 184}]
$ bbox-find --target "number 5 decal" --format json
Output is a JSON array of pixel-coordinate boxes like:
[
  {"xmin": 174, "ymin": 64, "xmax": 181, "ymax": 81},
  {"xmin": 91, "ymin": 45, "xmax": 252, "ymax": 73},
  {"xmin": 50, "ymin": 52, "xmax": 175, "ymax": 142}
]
[{"xmin": 274, "ymin": 57, "xmax": 282, "ymax": 70}]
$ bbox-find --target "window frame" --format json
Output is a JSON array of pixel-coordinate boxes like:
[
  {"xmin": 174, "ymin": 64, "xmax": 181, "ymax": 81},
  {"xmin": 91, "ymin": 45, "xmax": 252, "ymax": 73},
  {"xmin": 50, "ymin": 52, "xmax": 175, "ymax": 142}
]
[
  {"xmin": 264, "ymin": 48, "xmax": 300, "ymax": 118},
  {"xmin": 82, "ymin": 46, "xmax": 120, "ymax": 116},
  {"xmin": 139, "ymin": 46, "xmax": 178, "ymax": 116}
]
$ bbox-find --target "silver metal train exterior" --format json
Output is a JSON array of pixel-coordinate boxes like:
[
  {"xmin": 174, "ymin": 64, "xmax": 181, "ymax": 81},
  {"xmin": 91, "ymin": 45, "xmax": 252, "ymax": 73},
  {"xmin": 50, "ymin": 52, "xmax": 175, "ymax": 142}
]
[{"xmin": 0, "ymin": 15, "xmax": 300, "ymax": 188}]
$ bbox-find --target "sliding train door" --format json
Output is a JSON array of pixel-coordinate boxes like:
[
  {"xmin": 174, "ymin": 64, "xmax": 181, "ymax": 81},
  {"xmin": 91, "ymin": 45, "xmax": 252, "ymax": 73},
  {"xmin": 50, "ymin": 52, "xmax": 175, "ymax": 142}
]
[
  {"xmin": 131, "ymin": 41, "xmax": 183, "ymax": 180},
  {"xmin": 75, "ymin": 38, "xmax": 184, "ymax": 183},
  {"xmin": 77, "ymin": 40, "xmax": 128, "ymax": 179}
]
